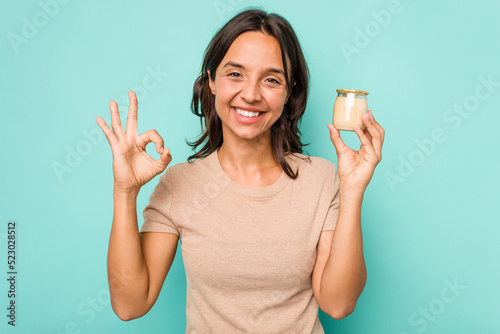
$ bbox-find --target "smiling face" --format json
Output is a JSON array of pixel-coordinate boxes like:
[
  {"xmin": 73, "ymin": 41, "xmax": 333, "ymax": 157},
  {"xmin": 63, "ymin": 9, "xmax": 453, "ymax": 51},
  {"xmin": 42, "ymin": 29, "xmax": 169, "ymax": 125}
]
[{"xmin": 208, "ymin": 31, "xmax": 290, "ymax": 144}]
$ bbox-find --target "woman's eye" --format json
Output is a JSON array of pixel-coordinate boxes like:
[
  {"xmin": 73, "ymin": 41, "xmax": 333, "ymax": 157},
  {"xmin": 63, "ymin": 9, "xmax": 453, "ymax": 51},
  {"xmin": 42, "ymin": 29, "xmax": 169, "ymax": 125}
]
[
  {"xmin": 227, "ymin": 72, "xmax": 241, "ymax": 77},
  {"xmin": 266, "ymin": 78, "xmax": 281, "ymax": 85}
]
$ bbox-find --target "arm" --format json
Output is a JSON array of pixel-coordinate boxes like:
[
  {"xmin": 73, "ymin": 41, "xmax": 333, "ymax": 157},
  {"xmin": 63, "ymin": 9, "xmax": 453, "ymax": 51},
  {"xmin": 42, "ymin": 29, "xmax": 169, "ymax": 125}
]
[
  {"xmin": 96, "ymin": 91, "xmax": 175, "ymax": 320},
  {"xmin": 107, "ymin": 190, "xmax": 178, "ymax": 321},
  {"xmin": 313, "ymin": 110, "xmax": 384, "ymax": 319},
  {"xmin": 312, "ymin": 187, "xmax": 366, "ymax": 320}
]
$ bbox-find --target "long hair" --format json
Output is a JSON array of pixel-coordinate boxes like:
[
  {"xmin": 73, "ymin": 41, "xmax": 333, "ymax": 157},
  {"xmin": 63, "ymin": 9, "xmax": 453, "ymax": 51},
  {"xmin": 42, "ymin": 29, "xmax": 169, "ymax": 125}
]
[{"xmin": 187, "ymin": 8, "xmax": 310, "ymax": 179}]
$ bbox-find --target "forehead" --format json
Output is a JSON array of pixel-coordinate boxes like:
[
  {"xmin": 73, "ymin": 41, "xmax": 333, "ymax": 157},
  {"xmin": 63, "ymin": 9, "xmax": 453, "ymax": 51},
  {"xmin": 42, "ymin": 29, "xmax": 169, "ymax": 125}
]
[{"xmin": 219, "ymin": 31, "xmax": 285, "ymax": 72}]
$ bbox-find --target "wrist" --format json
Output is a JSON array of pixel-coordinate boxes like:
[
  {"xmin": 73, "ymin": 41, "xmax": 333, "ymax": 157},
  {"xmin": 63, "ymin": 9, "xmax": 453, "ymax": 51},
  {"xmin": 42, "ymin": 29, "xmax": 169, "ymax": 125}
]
[
  {"xmin": 113, "ymin": 186, "xmax": 140, "ymax": 198},
  {"xmin": 338, "ymin": 183, "xmax": 364, "ymax": 218},
  {"xmin": 339, "ymin": 181, "xmax": 366, "ymax": 198}
]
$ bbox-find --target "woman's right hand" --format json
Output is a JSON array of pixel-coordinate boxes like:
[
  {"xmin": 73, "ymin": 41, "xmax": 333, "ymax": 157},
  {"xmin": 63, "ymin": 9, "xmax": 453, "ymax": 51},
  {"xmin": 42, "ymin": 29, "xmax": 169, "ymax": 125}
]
[{"xmin": 96, "ymin": 91, "xmax": 172, "ymax": 194}]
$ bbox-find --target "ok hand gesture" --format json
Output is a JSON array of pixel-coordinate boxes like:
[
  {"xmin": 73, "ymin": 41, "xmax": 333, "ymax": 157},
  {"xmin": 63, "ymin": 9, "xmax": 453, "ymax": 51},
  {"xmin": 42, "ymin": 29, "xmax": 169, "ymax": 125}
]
[{"xmin": 96, "ymin": 91, "xmax": 172, "ymax": 194}]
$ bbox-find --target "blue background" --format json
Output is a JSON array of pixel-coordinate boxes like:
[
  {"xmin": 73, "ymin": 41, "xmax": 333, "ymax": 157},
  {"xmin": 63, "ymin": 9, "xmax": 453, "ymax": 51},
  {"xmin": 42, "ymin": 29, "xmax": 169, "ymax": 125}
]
[{"xmin": 1, "ymin": 0, "xmax": 499, "ymax": 333}]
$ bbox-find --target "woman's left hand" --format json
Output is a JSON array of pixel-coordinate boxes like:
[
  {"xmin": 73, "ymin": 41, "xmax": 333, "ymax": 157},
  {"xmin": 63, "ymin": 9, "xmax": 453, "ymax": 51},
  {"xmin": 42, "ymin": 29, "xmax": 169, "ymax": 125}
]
[{"xmin": 328, "ymin": 110, "xmax": 385, "ymax": 193}]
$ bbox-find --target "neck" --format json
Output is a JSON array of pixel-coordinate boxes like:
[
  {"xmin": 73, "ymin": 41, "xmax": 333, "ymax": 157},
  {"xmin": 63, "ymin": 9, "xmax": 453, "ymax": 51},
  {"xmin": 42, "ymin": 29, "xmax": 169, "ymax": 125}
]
[
  {"xmin": 217, "ymin": 139, "xmax": 283, "ymax": 187},
  {"xmin": 217, "ymin": 137, "xmax": 278, "ymax": 173},
  {"xmin": 215, "ymin": 127, "xmax": 285, "ymax": 187}
]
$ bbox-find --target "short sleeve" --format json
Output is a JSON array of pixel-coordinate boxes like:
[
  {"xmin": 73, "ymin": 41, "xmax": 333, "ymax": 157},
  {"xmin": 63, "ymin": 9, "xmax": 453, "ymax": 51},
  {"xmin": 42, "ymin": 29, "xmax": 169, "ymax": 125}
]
[
  {"xmin": 321, "ymin": 163, "xmax": 340, "ymax": 231},
  {"xmin": 140, "ymin": 167, "xmax": 180, "ymax": 236}
]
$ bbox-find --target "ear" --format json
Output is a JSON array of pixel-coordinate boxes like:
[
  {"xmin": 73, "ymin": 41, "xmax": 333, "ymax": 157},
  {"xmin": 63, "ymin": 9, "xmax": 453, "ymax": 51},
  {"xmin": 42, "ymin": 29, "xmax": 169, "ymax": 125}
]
[{"xmin": 207, "ymin": 70, "xmax": 215, "ymax": 95}]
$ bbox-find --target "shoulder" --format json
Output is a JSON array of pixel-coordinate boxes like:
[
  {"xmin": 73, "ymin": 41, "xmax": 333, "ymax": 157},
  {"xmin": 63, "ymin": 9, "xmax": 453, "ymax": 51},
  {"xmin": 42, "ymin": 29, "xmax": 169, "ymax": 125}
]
[
  {"xmin": 161, "ymin": 151, "xmax": 219, "ymax": 185},
  {"xmin": 284, "ymin": 153, "xmax": 339, "ymax": 196},
  {"xmin": 286, "ymin": 152, "xmax": 337, "ymax": 177}
]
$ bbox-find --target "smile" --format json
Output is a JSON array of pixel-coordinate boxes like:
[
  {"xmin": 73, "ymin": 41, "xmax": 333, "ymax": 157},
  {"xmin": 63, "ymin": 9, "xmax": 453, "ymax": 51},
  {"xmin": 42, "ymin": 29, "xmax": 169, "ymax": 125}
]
[{"xmin": 234, "ymin": 107, "xmax": 262, "ymax": 117}]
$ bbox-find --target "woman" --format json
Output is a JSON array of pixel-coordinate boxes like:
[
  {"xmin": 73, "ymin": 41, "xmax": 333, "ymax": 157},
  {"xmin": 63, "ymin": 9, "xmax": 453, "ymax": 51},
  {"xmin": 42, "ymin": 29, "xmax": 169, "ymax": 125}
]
[{"xmin": 96, "ymin": 8, "xmax": 384, "ymax": 333}]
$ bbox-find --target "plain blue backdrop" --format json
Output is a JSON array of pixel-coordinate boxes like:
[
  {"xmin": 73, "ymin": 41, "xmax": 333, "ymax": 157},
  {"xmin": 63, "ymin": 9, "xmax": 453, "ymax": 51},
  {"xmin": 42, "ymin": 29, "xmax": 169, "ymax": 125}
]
[{"xmin": 1, "ymin": 0, "xmax": 499, "ymax": 333}]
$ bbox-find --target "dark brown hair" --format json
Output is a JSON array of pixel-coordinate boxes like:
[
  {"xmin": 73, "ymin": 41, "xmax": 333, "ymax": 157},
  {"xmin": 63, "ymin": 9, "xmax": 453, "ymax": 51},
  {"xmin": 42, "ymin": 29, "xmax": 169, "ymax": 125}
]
[{"xmin": 187, "ymin": 8, "xmax": 310, "ymax": 179}]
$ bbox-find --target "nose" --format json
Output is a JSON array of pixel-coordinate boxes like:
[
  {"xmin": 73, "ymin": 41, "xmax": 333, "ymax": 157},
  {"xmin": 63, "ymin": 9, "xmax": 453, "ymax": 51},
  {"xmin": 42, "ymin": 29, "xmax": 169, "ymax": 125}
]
[{"xmin": 240, "ymin": 77, "xmax": 262, "ymax": 102}]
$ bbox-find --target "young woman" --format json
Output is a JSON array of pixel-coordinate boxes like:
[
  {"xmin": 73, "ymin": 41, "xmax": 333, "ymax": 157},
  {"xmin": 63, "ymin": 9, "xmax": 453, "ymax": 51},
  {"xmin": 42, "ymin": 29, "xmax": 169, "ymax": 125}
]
[{"xmin": 96, "ymin": 8, "xmax": 384, "ymax": 333}]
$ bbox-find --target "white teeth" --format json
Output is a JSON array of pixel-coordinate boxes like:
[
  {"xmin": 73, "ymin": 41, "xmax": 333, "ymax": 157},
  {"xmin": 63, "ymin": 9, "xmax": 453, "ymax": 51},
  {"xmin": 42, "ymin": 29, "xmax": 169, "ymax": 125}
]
[{"xmin": 234, "ymin": 108, "xmax": 262, "ymax": 117}]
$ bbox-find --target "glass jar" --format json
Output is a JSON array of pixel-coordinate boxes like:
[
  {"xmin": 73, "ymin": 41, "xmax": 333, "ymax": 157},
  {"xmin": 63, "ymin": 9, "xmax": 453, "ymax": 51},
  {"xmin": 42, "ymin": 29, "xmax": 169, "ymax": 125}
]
[{"xmin": 333, "ymin": 89, "xmax": 369, "ymax": 131}]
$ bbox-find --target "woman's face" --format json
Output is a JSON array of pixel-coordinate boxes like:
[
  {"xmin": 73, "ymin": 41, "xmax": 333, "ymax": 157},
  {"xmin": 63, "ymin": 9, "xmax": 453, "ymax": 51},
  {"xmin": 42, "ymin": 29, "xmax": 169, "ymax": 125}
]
[{"xmin": 208, "ymin": 31, "xmax": 290, "ymax": 144}]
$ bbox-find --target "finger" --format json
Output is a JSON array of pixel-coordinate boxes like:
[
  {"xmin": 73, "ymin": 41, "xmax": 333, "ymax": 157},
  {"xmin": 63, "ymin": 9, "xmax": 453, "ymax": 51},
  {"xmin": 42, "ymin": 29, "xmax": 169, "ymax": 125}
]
[
  {"xmin": 96, "ymin": 117, "xmax": 118, "ymax": 147},
  {"xmin": 368, "ymin": 110, "xmax": 385, "ymax": 158},
  {"xmin": 139, "ymin": 130, "xmax": 172, "ymax": 172},
  {"xmin": 156, "ymin": 147, "xmax": 173, "ymax": 171},
  {"xmin": 362, "ymin": 122, "xmax": 373, "ymax": 143},
  {"xmin": 109, "ymin": 100, "xmax": 125, "ymax": 140},
  {"xmin": 151, "ymin": 148, "xmax": 172, "ymax": 174},
  {"xmin": 362, "ymin": 113, "xmax": 383, "ymax": 160},
  {"xmin": 368, "ymin": 110, "xmax": 383, "ymax": 135},
  {"xmin": 369, "ymin": 110, "xmax": 385, "ymax": 144},
  {"xmin": 353, "ymin": 120, "xmax": 377, "ymax": 160},
  {"xmin": 139, "ymin": 129, "xmax": 165, "ymax": 154},
  {"xmin": 126, "ymin": 91, "xmax": 138, "ymax": 135},
  {"xmin": 328, "ymin": 124, "xmax": 349, "ymax": 155}
]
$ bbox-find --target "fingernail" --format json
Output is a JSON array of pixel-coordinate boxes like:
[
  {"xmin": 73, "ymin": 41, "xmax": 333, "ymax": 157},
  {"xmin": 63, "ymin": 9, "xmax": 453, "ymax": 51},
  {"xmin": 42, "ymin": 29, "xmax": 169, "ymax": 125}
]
[{"xmin": 160, "ymin": 147, "xmax": 164, "ymax": 154}]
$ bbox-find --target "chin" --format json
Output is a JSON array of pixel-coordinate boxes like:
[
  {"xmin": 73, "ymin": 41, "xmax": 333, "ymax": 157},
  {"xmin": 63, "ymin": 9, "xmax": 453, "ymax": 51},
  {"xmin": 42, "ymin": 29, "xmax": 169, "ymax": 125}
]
[
  {"xmin": 233, "ymin": 129, "xmax": 269, "ymax": 142},
  {"xmin": 236, "ymin": 132, "xmax": 261, "ymax": 140}
]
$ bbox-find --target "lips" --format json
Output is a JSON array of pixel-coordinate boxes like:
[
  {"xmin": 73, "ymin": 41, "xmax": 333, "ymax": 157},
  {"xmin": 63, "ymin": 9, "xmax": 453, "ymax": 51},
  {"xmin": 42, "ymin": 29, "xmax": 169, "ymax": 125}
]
[
  {"xmin": 230, "ymin": 107, "xmax": 265, "ymax": 125},
  {"xmin": 234, "ymin": 107, "xmax": 262, "ymax": 117}
]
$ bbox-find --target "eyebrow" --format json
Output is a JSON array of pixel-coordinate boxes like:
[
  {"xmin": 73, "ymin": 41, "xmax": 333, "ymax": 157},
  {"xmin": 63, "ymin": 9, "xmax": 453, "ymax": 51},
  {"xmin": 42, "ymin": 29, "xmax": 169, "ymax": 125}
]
[{"xmin": 222, "ymin": 61, "xmax": 285, "ymax": 77}]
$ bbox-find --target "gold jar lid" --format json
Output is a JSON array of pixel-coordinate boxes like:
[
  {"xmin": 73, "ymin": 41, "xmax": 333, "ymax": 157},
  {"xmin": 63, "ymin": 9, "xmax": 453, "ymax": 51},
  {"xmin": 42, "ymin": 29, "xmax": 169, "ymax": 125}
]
[{"xmin": 336, "ymin": 89, "xmax": 369, "ymax": 95}]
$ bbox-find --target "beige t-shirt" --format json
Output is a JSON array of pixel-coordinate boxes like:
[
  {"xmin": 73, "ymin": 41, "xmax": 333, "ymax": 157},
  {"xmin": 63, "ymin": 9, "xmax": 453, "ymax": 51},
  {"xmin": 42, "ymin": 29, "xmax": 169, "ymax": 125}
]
[{"xmin": 140, "ymin": 150, "xmax": 340, "ymax": 333}]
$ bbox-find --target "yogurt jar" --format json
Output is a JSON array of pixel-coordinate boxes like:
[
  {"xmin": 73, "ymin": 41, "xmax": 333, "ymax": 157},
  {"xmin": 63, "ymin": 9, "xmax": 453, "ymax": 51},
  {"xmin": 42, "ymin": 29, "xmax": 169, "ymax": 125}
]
[{"xmin": 333, "ymin": 89, "xmax": 369, "ymax": 131}]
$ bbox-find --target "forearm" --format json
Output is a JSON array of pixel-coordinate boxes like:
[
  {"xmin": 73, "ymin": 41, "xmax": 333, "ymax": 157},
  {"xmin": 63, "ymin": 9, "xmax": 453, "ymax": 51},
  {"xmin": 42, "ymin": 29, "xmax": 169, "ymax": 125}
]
[
  {"xmin": 320, "ymin": 184, "xmax": 367, "ymax": 315},
  {"xmin": 107, "ymin": 189, "xmax": 149, "ymax": 319}
]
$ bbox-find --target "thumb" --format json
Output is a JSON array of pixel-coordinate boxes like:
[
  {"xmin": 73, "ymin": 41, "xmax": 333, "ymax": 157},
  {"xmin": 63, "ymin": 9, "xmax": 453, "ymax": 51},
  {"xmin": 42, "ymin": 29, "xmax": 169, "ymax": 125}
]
[
  {"xmin": 328, "ymin": 124, "xmax": 348, "ymax": 154},
  {"xmin": 156, "ymin": 148, "xmax": 172, "ymax": 170}
]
